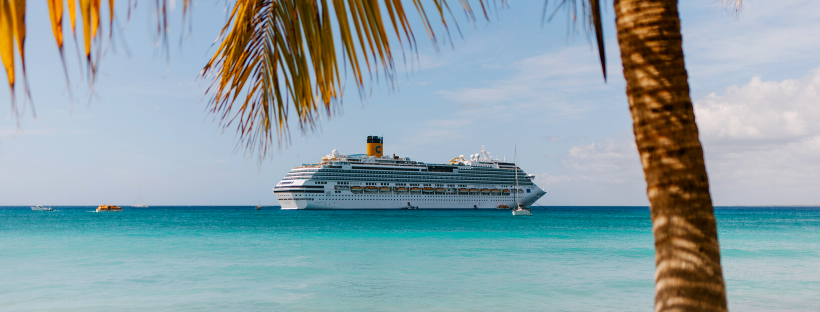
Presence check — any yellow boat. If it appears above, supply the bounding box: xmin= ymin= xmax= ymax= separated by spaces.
xmin=96 ymin=204 xmax=122 ymax=212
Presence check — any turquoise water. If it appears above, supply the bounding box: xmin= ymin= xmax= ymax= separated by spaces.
xmin=1 ymin=206 xmax=818 ymax=311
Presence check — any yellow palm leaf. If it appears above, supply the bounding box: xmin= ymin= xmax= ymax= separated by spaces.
xmin=90 ymin=0 xmax=99 ymax=38
xmin=0 ymin=0 xmax=15 ymax=89
xmin=47 ymin=0 xmax=64 ymax=48
xmin=79 ymin=0 xmax=91 ymax=60
xmin=203 ymin=0 xmax=493 ymax=158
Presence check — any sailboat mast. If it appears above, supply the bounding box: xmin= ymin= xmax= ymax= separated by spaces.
xmin=514 ymin=145 xmax=519 ymax=206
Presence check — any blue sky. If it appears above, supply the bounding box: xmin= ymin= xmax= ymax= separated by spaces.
xmin=2 ymin=1 xmax=819 ymax=206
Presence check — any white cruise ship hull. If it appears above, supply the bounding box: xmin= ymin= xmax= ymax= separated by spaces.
xmin=277 ymin=192 xmax=543 ymax=210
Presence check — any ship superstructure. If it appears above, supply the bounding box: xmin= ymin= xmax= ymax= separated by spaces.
xmin=274 ymin=136 xmax=545 ymax=209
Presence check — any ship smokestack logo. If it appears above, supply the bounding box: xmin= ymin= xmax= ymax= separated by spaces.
xmin=367 ymin=136 xmax=384 ymax=157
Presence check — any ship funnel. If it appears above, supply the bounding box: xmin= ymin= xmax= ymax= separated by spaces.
xmin=367 ymin=136 xmax=383 ymax=157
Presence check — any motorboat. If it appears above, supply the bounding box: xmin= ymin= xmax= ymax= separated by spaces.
xmin=97 ymin=205 xmax=122 ymax=212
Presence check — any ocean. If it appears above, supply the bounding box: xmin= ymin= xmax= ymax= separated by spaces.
xmin=1 ymin=206 xmax=818 ymax=311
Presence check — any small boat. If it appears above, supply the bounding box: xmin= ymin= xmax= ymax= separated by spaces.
xmin=256 ymin=200 xmax=262 ymax=210
xmin=512 ymin=203 xmax=532 ymax=216
xmin=410 ymin=187 xmax=422 ymax=193
xmin=97 ymin=205 xmax=122 ymax=212
xmin=379 ymin=186 xmax=391 ymax=192
xmin=497 ymin=205 xmax=510 ymax=209
xmin=422 ymin=187 xmax=434 ymax=193
xmin=365 ymin=186 xmax=378 ymax=192
xmin=395 ymin=187 xmax=408 ymax=192
xmin=469 ymin=188 xmax=479 ymax=194
xmin=435 ymin=188 xmax=446 ymax=193
xmin=458 ymin=188 xmax=469 ymax=194
xmin=131 ymin=188 xmax=148 ymax=208
xmin=31 ymin=205 xmax=54 ymax=211
xmin=402 ymin=202 xmax=419 ymax=209
xmin=480 ymin=188 xmax=491 ymax=194
xmin=502 ymin=189 xmax=511 ymax=195
xmin=491 ymin=189 xmax=501 ymax=195
xmin=351 ymin=186 xmax=363 ymax=193
xmin=511 ymin=146 xmax=532 ymax=216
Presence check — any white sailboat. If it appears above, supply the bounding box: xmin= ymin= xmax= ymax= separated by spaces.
xmin=31 ymin=205 xmax=54 ymax=211
xmin=132 ymin=189 xmax=148 ymax=208
xmin=512 ymin=146 xmax=532 ymax=216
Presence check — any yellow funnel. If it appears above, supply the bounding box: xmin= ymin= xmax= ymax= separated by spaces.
xmin=367 ymin=136 xmax=383 ymax=157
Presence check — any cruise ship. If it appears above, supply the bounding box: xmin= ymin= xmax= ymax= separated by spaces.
xmin=274 ymin=136 xmax=545 ymax=209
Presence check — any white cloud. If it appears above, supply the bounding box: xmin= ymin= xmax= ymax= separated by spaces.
xmin=692 ymin=66 xmax=820 ymax=204
xmin=695 ymin=67 xmax=820 ymax=143
xmin=535 ymin=137 xmax=648 ymax=206
xmin=543 ymin=66 xmax=820 ymax=205
xmin=562 ymin=138 xmax=642 ymax=184
xmin=682 ymin=1 xmax=820 ymax=80
xmin=436 ymin=46 xmax=610 ymax=119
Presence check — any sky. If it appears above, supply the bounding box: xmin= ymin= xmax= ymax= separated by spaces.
xmin=1 ymin=1 xmax=819 ymax=206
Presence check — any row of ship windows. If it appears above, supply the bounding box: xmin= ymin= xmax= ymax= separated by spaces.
xmin=299 ymin=179 xmax=533 ymax=186
xmin=289 ymin=171 xmax=526 ymax=176
xmin=327 ymin=193 xmax=526 ymax=196
xmin=339 ymin=182 xmax=469 ymax=187
xmin=297 ymin=176 xmax=531 ymax=183
xmin=289 ymin=170 xmax=525 ymax=174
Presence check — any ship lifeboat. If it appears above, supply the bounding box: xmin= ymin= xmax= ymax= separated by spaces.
xmin=395 ymin=187 xmax=408 ymax=192
xmin=469 ymin=188 xmax=479 ymax=194
xmin=334 ymin=185 xmax=350 ymax=190
xmin=351 ymin=186 xmax=363 ymax=193
xmin=435 ymin=188 xmax=446 ymax=194
xmin=502 ymin=189 xmax=511 ymax=195
xmin=410 ymin=187 xmax=422 ymax=193
xmin=497 ymin=205 xmax=510 ymax=209
xmin=491 ymin=189 xmax=501 ymax=195
xmin=96 ymin=204 xmax=122 ymax=212
xmin=422 ymin=187 xmax=434 ymax=193
xmin=379 ymin=186 xmax=391 ymax=192
xmin=480 ymin=188 xmax=491 ymax=194
xmin=365 ymin=186 xmax=378 ymax=192
xmin=458 ymin=188 xmax=469 ymax=194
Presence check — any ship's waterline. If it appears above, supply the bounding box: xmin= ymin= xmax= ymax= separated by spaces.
xmin=274 ymin=136 xmax=545 ymax=209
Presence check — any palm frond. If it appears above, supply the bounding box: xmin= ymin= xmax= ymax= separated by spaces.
xmin=203 ymin=0 xmax=496 ymax=159
xmin=0 ymin=0 xmax=17 ymax=118
xmin=542 ymin=0 xmax=606 ymax=81
xmin=3 ymin=0 xmax=192 ymax=120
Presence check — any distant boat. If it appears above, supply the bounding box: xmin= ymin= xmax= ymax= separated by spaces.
xmin=97 ymin=205 xmax=122 ymax=212
xmin=256 ymin=200 xmax=262 ymax=210
xmin=512 ymin=146 xmax=532 ymax=216
xmin=31 ymin=205 xmax=54 ymax=211
xmin=132 ymin=189 xmax=148 ymax=208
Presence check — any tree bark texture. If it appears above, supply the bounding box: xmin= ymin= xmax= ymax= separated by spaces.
xmin=613 ymin=1 xmax=728 ymax=311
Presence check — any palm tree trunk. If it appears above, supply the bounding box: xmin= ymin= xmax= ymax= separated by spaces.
xmin=613 ymin=1 xmax=728 ymax=311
